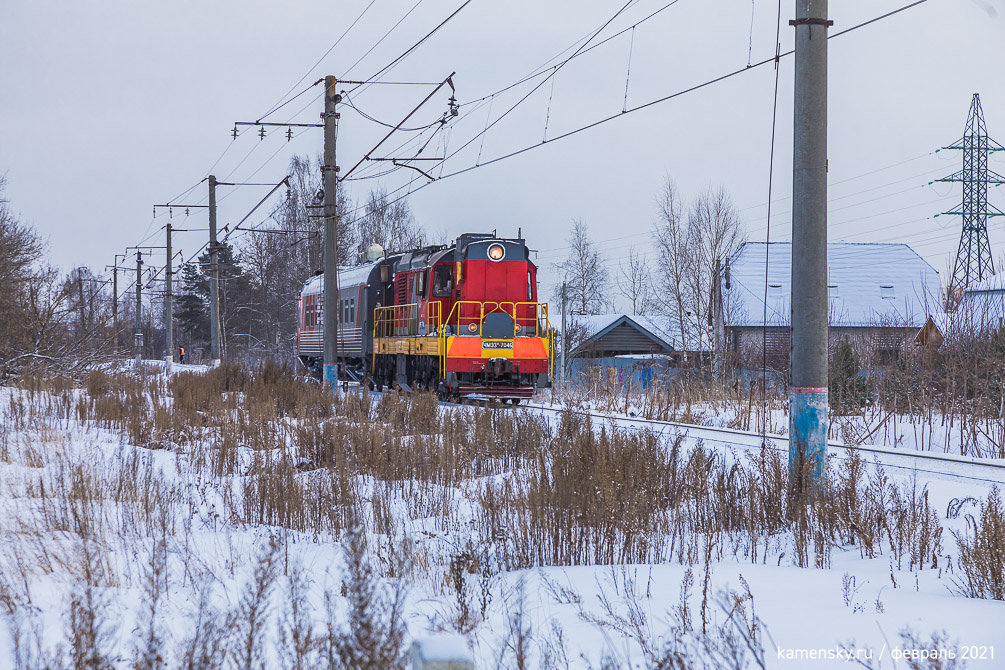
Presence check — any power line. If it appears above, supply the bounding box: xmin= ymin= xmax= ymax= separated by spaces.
xmin=337 ymin=0 xmax=936 ymax=243
xmin=257 ymin=0 xmax=380 ymax=121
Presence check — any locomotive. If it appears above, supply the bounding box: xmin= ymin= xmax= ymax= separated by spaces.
xmin=297 ymin=232 xmax=552 ymax=401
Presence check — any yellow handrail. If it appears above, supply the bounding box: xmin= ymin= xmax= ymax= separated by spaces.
xmin=372 ymin=301 xmax=550 ymax=379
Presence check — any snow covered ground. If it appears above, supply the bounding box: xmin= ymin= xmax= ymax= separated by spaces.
xmin=0 ymin=364 xmax=1003 ymax=669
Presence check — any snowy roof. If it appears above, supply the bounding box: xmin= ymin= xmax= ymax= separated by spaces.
xmin=573 ymin=314 xmax=682 ymax=351
xmin=962 ymin=271 xmax=1005 ymax=294
xmin=725 ymin=242 xmax=941 ymax=328
xmin=301 ymin=261 xmax=380 ymax=296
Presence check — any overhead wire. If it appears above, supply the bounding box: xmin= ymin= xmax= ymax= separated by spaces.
xmin=760 ymin=0 xmax=785 ymax=445
xmin=256 ymin=0 xmax=380 ymax=121
xmin=338 ymin=0 xmax=935 ymax=239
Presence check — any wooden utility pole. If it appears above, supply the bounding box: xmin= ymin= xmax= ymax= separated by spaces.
xmin=322 ymin=76 xmax=342 ymax=389
xmin=208 ymin=175 xmax=222 ymax=366
xmin=789 ymin=0 xmax=831 ymax=488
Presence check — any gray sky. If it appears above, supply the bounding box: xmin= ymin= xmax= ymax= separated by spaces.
xmin=2 ymin=0 xmax=1004 ymax=301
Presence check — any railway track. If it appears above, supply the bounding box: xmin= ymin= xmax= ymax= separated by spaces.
xmin=518 ymin=401 xmax=1005 ymax=487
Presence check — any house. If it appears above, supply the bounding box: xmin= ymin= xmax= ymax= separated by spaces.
xmin=721 ymin=242 xmax=942 ymax=366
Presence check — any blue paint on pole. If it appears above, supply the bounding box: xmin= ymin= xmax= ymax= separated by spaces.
xmin=324 ymin=363 xmax=338 ymax=391
xmin=789 ymin=387 xmax=828 ymax=482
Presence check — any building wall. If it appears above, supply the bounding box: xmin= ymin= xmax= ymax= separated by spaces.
xmin=729 ymin=326 xmax=915 ymax=369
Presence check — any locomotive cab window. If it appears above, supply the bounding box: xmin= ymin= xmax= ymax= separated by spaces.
xmin=416 ymin=270 xmax=427 ymax=298
xmin=432 ymin=266 xmax=453 ymax=297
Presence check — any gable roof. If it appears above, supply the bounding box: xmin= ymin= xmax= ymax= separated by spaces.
xmin=570 ymin=314 xmax=680 ymax=357
xmin=725 ymin=242 xmax=941 ymax=328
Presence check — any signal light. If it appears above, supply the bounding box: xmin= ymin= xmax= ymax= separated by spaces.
xmin=487 ymin=243 xmax=505 ymax=261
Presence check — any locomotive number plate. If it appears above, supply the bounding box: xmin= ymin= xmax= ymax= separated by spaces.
xmin=482 ymin=340 xmax=513 ymax=349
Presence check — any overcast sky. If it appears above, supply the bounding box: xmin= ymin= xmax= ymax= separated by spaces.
xmin=2 ymin=0 xmax=1004 ymax=301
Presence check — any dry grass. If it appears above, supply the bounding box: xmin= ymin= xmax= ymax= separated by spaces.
xmin=0 ymin=361 xmax=997 ymax=668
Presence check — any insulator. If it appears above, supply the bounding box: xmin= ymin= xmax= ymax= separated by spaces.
xmin=232 ymin=125 xmax=239 ymax=140
xmin=259 ymin=126 xmax=267 ymax=141
xmin=286 ymin=127 xmax=293 ymax=142
xmin=185 ymin=208 xmax=190 ymax=216
xmin=169 ymin=207 xmax=173 ymax=219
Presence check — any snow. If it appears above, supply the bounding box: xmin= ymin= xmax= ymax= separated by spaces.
xmin=411 ymin=634 xmax=474 ymax=662
xmin=1 ymin=374 xmax=1004 ymax=668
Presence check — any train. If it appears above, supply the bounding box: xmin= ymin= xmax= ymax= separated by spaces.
xmin=297 ymin=232 xmax=553 ymax=401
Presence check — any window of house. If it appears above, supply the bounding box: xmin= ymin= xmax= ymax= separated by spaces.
xmin=880 ymin=285 xmax=895 ymax=299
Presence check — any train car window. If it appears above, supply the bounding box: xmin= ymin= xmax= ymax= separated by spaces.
xmin=417 ymin=271 xmax=427 ymax=298
xmin=432 ymin=266 xmax=453 ymax=297
xmin=527 ymin=270 xmax=533 ymax=301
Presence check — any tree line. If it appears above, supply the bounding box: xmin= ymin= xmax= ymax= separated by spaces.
xmin=0 ymin=156 xmax=426 ymax=377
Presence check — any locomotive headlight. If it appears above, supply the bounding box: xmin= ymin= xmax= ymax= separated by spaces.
xmin=467 ymin=322 xmax=478 ymax=333
xmin=514 ymin=324 xmax=523 ymax=334
xmin=487 ymin=243 xmax=506 ymax=261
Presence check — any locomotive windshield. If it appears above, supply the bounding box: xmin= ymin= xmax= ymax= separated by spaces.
xmin=432 ymin=265 xmax=453 ymax=297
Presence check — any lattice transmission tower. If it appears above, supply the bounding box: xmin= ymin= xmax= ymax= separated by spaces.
xmin=937 ymin=93 xmax=1005 ymax=307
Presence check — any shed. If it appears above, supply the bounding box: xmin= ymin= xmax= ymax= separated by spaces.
xmin=569 ymin=314 xmax=678 ymax=359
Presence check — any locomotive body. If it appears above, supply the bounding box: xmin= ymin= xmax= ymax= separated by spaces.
xmin=297 ymin=232 xmax=552 ymax=400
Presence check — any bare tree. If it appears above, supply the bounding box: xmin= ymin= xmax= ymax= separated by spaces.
xmin=685 ymin=186 xmax=745 ymax=354
xmin=652 ymin=177 xmax=693 ymax=353
xmin=555 ymin=219 xmax=609 ymax=316
xmin=234 ymin=154 xmax=355 ymax=360
xmin=0 ymin=174 xmax=77 ymax=376
xmin=616 ymin=246 xmax=650 ymax=316
xmin=355 ymin=187 xmax=424 ymax=260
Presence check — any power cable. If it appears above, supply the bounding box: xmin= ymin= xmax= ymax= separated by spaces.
xmin=257 ymin=0 xmax=380 ymax=121
xmin=761 ymin=0 xmax=784 ymax=447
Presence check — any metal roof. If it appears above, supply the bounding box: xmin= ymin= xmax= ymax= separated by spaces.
xmin=962 ymin=270 xmax=1005 ymax=294
xmin=301 ymin=261 xmax=381 ymax=297
xmin=725 ymin=242 xmax=942 ymax=328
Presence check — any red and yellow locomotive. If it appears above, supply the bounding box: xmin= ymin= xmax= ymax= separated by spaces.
xmin=297 ymin=232 xmax=552 ymax=401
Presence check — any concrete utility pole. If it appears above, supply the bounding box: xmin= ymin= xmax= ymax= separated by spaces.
xmin=164 ymin=222 xmax=174 ymax=365
xmin=322 ymin=75 xmax=342 ymax=389
xmin=135 ymin=251 xmax=144 ymax=361
xmin=208 ymin=175 xmax=222 ymax=366
xmin=789 ymin=0 xmax=831 ymax=488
